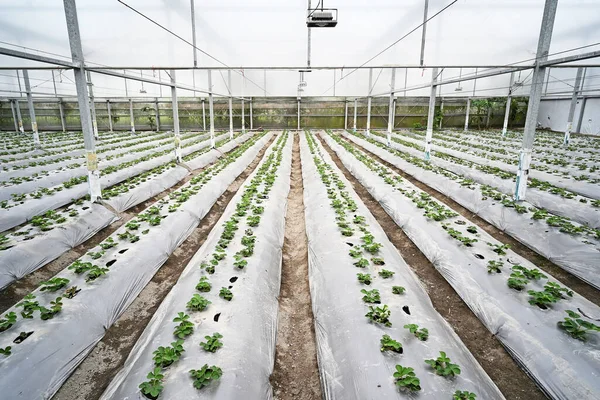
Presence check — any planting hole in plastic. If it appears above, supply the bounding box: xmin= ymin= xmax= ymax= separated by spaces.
xmin=214 ymin=313 xmax=221 ymax=322
xmin=118 ymin=248 xmax=129 ymax=254
xmin=82 ymin=206 xmax=89 ymax=210
xmin=13 ymin=331 xmax=34 ymax=344
xmin=228 ymin=285 xmax=233 ymax=289
xmin=106 ymin=259 xmax=117 ymax=267
xmin=229 ymin=277 xmax=238 ymax=283
xmin=346 ymin=242 xmax=354 ymax=247
xmin=402 ymin=305 xmax=411 ymax=315
xmin=474 ymin=254 xmax=485 ymax=260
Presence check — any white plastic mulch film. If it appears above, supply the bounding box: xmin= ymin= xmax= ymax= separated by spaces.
xmin=299 ymin=132 xmax=503 ymax=399
xmin=0 ymin=132 xmax=273 ymax=400
xmin=0 ymin=134 xmax=251 ymax=290
xmin=102 ymin=132 xmax=291 ymax=399
xmin=322 ymin=131 xmax=600 ymax=399
xmin=345 ymin=131 xmax=600 ymax=291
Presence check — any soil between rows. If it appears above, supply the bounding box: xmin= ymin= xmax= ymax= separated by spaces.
xmin=53 ymin=135 xmax=276 ymax=400
xmin=317 ymin=132 xmax=547 ymax=400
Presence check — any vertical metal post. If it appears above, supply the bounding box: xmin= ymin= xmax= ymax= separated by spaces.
xmin=472 ymin=68 xmax=478 ymax=96
xmin=263 ymin=69 xmax=267 ymax=97
xmin=344 ymin=100 xmax=348 ymax=130
xmin=64 ymin=0 xmax=100 ymax=201
xmin=307 ymin=0 xmax=312 ymax=68
xmin=10 ymin=100 xmax=18 ymax=132
xmin=576 ymin=97 xmax=587 ymax=134
xmin=107 ymin=100 xmax=113 ymax=132
xmin=249 ymin=98 xmax=253 ymax=130
xmin=563 ymin=67 xmax=583 ymax=145
xmin=366 ymin=68 xmax=373 ymax=136
xmin=190 ymin=0 xmax=197 ymax=67
xmin=424 ymin=67 xmax=438 ymax=161
xmin=228 ymin=70 xmax=233 ymax=138
xmin=158 ymin=70 xmax=163 ymax=98
xmin=170 ymin=69 xmax=182 ymax=162
xmin=333 ymin=69 xmax=336 ymax=96
xmin=124 ymin=70 xmax=128 ymax=97
xmin=515 ymin=0 xmax=557 ymax=201
xmin=404 ymin=68 xmax=408 ymax=96
xmin=439 ymin=98 xmax=444 ymax=130
xmin=297 ymin=98 xmax=301 ymax=130
xmin=129 ymin=98 xmax=135 ymax=133
xmin=154 ymin=98 xmax=160 ymax=131
xmin=22 ymin=70 xmax=40 ymax=146
xmin=387 ymin=68 xmax=396 ymax=146
xmin=502 ymin=72 xmax=515 ymax=137
xmin=419 ymin=0 xmax=429 ymax=66
xmin=353 ymin=98 xmax=357 ymax=132
xmin=464 ymin=98 xmax=470 ymax=131
xmin=208 ymin=70 xmax=215 ymax=148
xmin=16 ymin=70 xmax=23 ymax=97
xmin=242 ymin=70 xmax=246 ymax=133
xmin=202 ymin=99 xmax=206 ymax=131
xmin=544 ymin=68 xmax=550 ymax=95
xmin=86 ymin=70 xmax=98 ymax=139
xmin=14 ymin=99 xmax=24 ymax=133
xmin=58 ymin=99 xmax=66 ymax=132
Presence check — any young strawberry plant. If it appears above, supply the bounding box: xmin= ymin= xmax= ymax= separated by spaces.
xmin=425 ymin=351 xmax=461 ymax=377
xmin=361 ymin=289 xmax=381 ymax=304
xmin=199 ymin=332 xmax=223 ymax=353
xmin=39 ymin=277 xmax=69 ymax=292
xmin=354 ymin=258 xmax=369 ymax=268
xmin=380 ymin=334 xmax=402 ymax=353
xmin=0 ymin=312 xmax=17 ymax=332
xmin=454 ymin=390 xmax=477 ymax=400
xmin=371 ymin=257 xmax=385 ymax=265
xmin=86 ymin=265 xmax=109 ymax=282
xmin=16 ymin=294 xmax=39 ymax=319
xmin=365 ymin=305 xmax=392 ymax=327
xmin=357 ymin=273 xmax=372 ymax=285
xmin=139 ymin=367 xmax=164 ymax=399
xmin=404 ymin=324 xmax=429 ymax=341
xmin=558 ymin=310 xmax=600 ymax=341
xmin=392 ymin=286 xmax=406 ymax=295
xmin=173 ymin=312 xmax=194 ymax=339
xmin=393 ymin=365 xmax=421 ymax=391
xmin=379 ymin=269 xmax=395 ymax=279
xmin=152 ymin=339 xmax=185 ymax=368
xmin=219 ymin=287 xmax=233 ymax=301
xmin=39 ymin=297 xmax=63 ymax=320
xmin=487 ymin=242 xmax=510 ymax=255
xmin=68 ymin=260 xmax=94 ymax=274
xmin=0 ymin=346 xmax=11 ymax=357
xmin=487 ymin=260 xmax=503 ymax=274
xmin=187 ymin=294 xmax=211 ymax=311
xmin=189 ymin=364 xmax=223 ymax=390
xmin=543 ymin=282 xmax=573 ymax=299
xmin=512 ymin=265 xmax=547 ymax=280
xmin=507 ymin=271 xmax=529 ymax=291
xmin=195 ymin=277 xmax=211 ymax=292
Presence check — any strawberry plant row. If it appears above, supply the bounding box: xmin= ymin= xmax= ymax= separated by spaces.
xmin=300 ymin=131 xmax=503 ymax=399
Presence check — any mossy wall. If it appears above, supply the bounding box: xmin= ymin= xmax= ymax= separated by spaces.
xmin=0 ymin=96 xmax=528 ymax=132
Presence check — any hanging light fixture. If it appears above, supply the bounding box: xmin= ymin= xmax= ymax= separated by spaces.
xmin=455 ymin=68 xmax=463 ymax=91
xmin=139 ymin=71 xmax=147 ymax=93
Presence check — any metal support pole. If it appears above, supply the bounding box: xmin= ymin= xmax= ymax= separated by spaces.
xmin=250 ymin=98 xmax=253 ymax=130
xmin=472 ymin=68 xmax=478 ymax=96
xmin=515 ymin=0 xmax=557 ymax=201
xmin=366 ymin=68 xmax=373 ymax=136
xmin=424 ymin=67 xmax=438 ymax=161
xmin=190 ymin=0 xmax=198 ymax=68
xmin=263 ymin=69 xmax=267 ymax=97
xmin=154 ymin=98 xmax=160 ymax=131
xmin=242 ymin=71 xmax=246 ymax=133
xmin=124 ymin=70 xmax=128 ymax=97
xmin=158 ymin=70 xmax=163 ymax=98
xmin=344 ymin=100 xmax=348 ymax=130
xmin=107 ymin=100 xmax=113 ymax=132
xmin=10 ymin=100 xmax=18 ymax=132
xmin=14 ymin=99 xmax=24 ymax=133
xmin=502 ymin=72 xmax=515 ymax=137
xmin=420 ymin=0 xmax=429 ymax=66
xmin=202 ymin=99 xmax=206 ymax=131
xmin=404 ymin=68 xmax=408 ymax=96
xmin=307 ymin=0 xmax=312 ymax=68
xmin=208 ymin=70 xmax=215 ymax=148
xmin=86 ymin=70 xmax=98 ymax=139
xmin=129 ymin=98 xmax=135 ymax=133
xmin=563 ymin=67 xmax=584 ymax=145
xmin=64 ymin=0 xmax=100 ymax=201
xmin=22 ymin=70 xmax=40 ymax=146
xmin=16 ymin=70 xmax=22 ymax=97
xmin=353 ymin=98 xmax=357 ymax=132
xmin=576 ymin=97 xmax=587 ymax=134
xmin=387 ymin=68 xmax=396 ymax=146
xmin=333 ymin=69 xmax=336 ymax=96
xmin=170 ymin=69 xmax=182 ymax=162
xmin=439 ymin=98 xmax=444 ymax=130
xmin=297 ymin=98 xmax=301 ymax=130
xmin=464 ymin=98 xmax=470 ymax=131
xmin=392 ymin=98 xmax=396 ymax=126
xmin=544 ymin=68 xmax=550 ymax=95
xmin=228 ymin=70 xmax=233 ymax=138
xmin=58 ymin=98 xmax=66 ymax=132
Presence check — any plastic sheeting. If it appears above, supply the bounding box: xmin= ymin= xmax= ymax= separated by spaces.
xmin=0 ymin=203 xmax=119 ymax=290
xmin=300 ymin=132 xmax=504 ymax=400
xmin=393 ymin=133 xmax=600 ymax=199
xmin=323 ymin=132 xmax=600 ymax=400
xmin=370 ymin=133 xmax=600 ymax=230
xmin=344 ymin=132 xmax=600 ymax=290
xmin=0 ymin=132 xmax=273 ymax=400
xmin=102 ymin=132 xmax=292 ymax=400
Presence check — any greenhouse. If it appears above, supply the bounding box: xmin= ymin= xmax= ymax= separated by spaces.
xmin=0 ymin=1 xmax=599 ymax=399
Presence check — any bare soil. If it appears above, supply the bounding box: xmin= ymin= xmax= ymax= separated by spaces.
xmin=317 ymin=134 xmax=548 ymax=400
xmin=269 ymin=133 xmax=322 ymax=400
xmin=53 ymin=136 xmax=275 ymax=400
